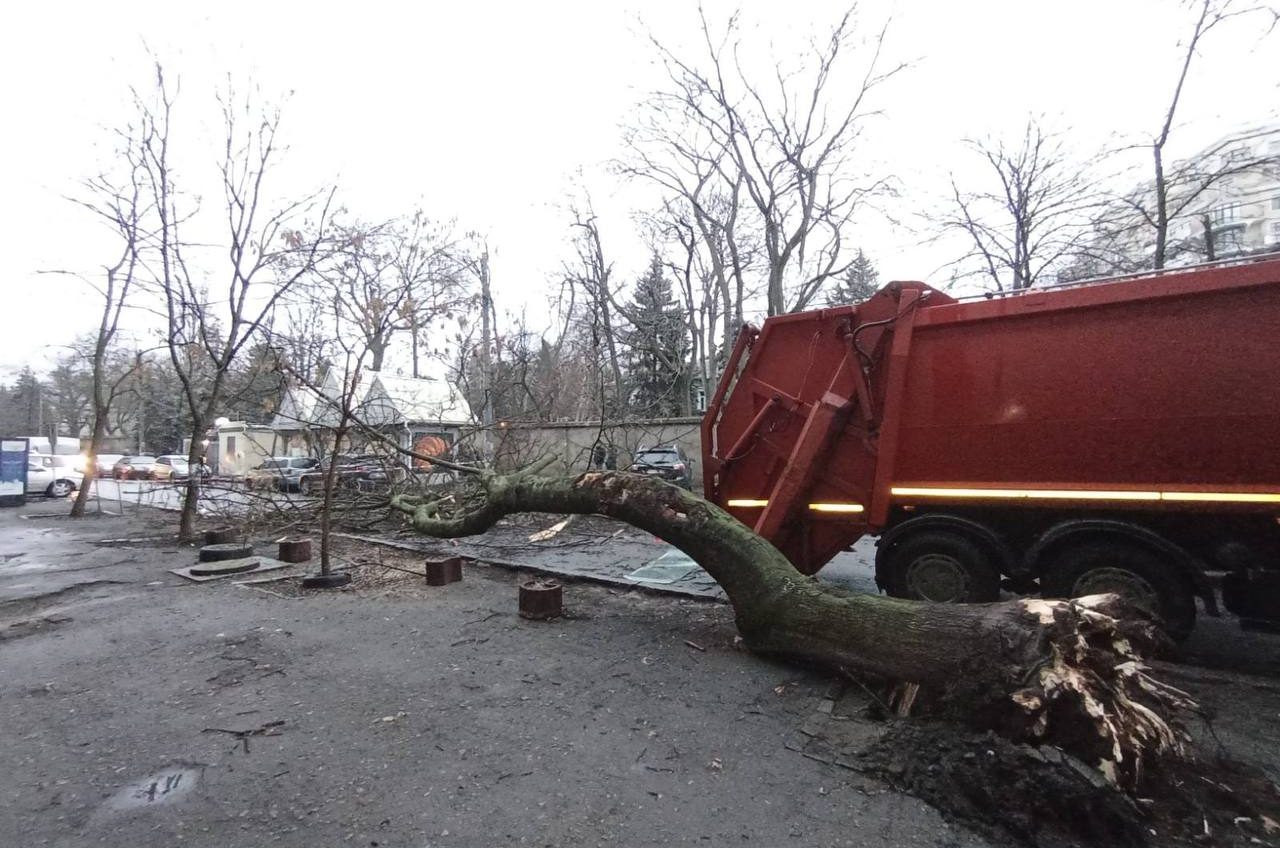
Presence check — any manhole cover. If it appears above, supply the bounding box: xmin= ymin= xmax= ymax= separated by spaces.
xmin=190 ymin=557 xmax=259 ymax=577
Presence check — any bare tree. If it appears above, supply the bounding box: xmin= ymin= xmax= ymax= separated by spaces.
xmin=55 ymin=118 xmax=152 ymax=516
xmin=450 ymin=234 xmax=499 ymax=459
xmin=312 ymin=213 xmax=462 ymax=373
xmin=633 ymin=6 xmax=902 ymax=316
xmin=940 ymin=118 xmax=1098 ymax=291
xmin=137 ymin=65 xmax=334 ymax=540
xmin=1101 ymin=0 xmax=1280 ymax=270
xmin=562 ymin=200 xmax=626 ymax=416
xmin=622 ymin=124 xmax=752 ymax=387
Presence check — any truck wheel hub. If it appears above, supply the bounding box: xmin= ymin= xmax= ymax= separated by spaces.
xmin=906 ymin=554 xmax=969 ymax=602
xmin=1072 ymin=568 xmax=1159 ymax=613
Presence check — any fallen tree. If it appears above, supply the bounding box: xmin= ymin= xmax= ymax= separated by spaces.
xmin=391 ymin=466 xmax=1195 ymax=789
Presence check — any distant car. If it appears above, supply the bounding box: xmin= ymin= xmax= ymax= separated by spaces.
xmin=50 ymin=454 xmax=87 ymax=474
xmin=26 ymin=454 xmax=83 ymax=498
xmin=152 ymin=454 xmax=212 ymax=482
xmin=95 ymin=454 xmax=124 ymax=476
xmin=112 ymin=455 xmax=158 ymax=480
xmin=245 ymin=456 xmax=320 ymax=492
xmin=627 ymin=445 xmax=694 ymax=488
xmin=297 ymin=455 xmax=394 ymax=496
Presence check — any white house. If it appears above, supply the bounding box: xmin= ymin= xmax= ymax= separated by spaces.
xmin=270 ymin=366 xmax=473 ymax=465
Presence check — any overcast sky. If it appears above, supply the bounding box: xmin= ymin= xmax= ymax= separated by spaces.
xmin=2 ymin=0 xmax=1276 ymax=379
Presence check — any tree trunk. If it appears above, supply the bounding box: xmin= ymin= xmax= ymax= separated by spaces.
xmin=318 ymin=415 xmax=351 ymax=575
xmin=369 ymin=338 xmax=387 ymax=372
xmin=178 ymin=425 xmax=205 ymax=542
xmin=1153 ymin=145 xmax=1168 ymax=271
xmin=70 ymin=410 xmax=108 ymax=517
xmin=478 ymin=250 xmax=495 ymax=461
xmin=410 ymin=316 xmax=420 ymax=379
xmin=392 ymin=470 xmax=1191 ymax=788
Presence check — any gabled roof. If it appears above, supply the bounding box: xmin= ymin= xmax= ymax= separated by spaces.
xmin=361 ymin=372 xmax=472 ymax=426
xmin=270 ymin=368 xmax=472 ymax=430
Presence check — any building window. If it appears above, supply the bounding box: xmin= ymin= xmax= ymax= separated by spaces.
xmin=1214 ymin=228 xmax=1243 ymax=253
xmin=1223 ymin=146 xmax=1249 ymax=165
xmin=1271 ymin=196 xmax=1280 ymax=211
xmin=1272 ymin=220 xmax=1280 ymax=243
xmin=1209 ymin=205 xmax=1239 ymax=225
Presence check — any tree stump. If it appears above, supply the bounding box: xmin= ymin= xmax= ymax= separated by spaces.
xmin=204 ymin=527 xmax=240 ymax=545
xmin=198 ymin=542 xmax=254 ymax=562
xmin=519 ymin=579 xmax=563 ymax=620
xmin=277 ymin=538 xmax=312 ymax=563
xmin=425 ymin=557 xmax=464 ymax=586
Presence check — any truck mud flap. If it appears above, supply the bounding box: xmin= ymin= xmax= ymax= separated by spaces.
xmin=1222 ymin=571 xmax=1280 ymax=632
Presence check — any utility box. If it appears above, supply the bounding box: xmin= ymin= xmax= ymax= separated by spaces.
xmin=0 ymin=438 xmax=30 ymax=507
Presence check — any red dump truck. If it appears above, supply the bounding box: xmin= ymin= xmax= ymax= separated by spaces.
xmin=701 ymin=257 xmax=1280 ymax=636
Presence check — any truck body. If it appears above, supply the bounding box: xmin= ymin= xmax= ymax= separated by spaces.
xmin=701 ymin=257 xmax=1280 ymax=635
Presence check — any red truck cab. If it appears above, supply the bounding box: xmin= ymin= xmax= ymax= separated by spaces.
xmin=701 ymin=257 xmax=1280 ymax=637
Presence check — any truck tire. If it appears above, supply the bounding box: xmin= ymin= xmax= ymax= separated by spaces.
xmin=1040 ymin=541 xmax=1195 ymax=640
xmin=882 ymin=531 xmax=1001 ymax=603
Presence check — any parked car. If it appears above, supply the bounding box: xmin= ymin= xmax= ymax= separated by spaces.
xmin=95 ymin=454 xmax=124 ymax=476
xmin=26 ymin=454 xmax=83 ymax=498
xmin=627 ymin=445 xmax=694 ymax=488
xmin=245 ymin=456 xmax=320 ymax=492
xmin=152 ymin=454 xmax=212 ymax=482
xmin=112 ymin=455 xmax=158 ymax=480
xmin=297 ymin=455 xmax=394 ymax=496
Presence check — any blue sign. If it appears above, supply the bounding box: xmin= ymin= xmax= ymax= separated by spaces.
xmin=0 ymin=438 xmax=29 ymax=505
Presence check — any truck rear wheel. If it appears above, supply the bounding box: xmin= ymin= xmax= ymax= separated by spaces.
xmin=1040 ymin=541 xmax=1195 ymax=640
xmin=882 ymin=531 xmax=1001 ymax=603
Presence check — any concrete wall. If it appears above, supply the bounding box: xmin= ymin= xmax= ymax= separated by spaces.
xmin=492 ymin=417 xmax=704 ymax=488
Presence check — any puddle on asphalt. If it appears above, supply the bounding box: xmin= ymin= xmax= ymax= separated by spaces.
xmin=106 ymin=764 xmax=203 ymax=811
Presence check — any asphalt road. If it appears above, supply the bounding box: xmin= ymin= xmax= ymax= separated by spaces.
xmin=0 ymin=501 xmax=992 ymax=848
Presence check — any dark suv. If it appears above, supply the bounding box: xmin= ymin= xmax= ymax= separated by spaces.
xmin=297 ymin=455 xmax=396 ymax=495
xmin=627 ymin=445 xmax=693 ymax=488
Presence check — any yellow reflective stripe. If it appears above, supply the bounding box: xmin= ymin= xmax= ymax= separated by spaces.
xmin=808 ymin=502 xmax=865 ymax=513
xmin=890 ymin=487 xmax=1280 ymax=504
xmin=726 ymin=499 xmax=867 ymax=513
xmin=891 ymin=487 xmax=1158 ymax=501
xmin=1159 ymin=491 xmax=1280 ymax=504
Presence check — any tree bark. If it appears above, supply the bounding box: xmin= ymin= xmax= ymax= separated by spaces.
xmin=368 ymin=338 xmax=387 ymax=372
xmin=70 ymin=411 xmax=107 ymax=517
xmin=392 ymin=470 xmax=1191 ymax=788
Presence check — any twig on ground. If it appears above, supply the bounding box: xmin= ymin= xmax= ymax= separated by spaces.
xmin=201 ymin=719 xmax=285 ymax=754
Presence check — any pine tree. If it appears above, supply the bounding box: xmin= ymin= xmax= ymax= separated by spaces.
xmin=828 ymin=248 xmax=880 ymax=305
xmin=623 ymin=254 xmax=689 ymax=417
xmin=2 ymin=369 xmax=47 ymax=434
